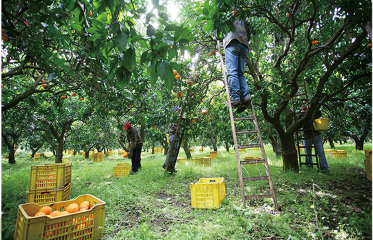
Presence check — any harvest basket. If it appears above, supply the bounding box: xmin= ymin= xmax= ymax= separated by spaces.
xmin=29 ymin=163 xmax=72 ymax=191
xmin=14 ymin=194 xmax=105 ymax=240
xmin=313 ymin=118 xmax=330 ymax=131
xmin=113 ymin=163 xmax=131 ymax=178
xmin=28 ymin=183 xmax=71 ymax=204
xmin=190 ymin=178 xmax=226 ymax=209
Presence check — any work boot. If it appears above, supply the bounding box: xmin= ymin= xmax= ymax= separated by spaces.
xmin=231 ymin=99 xmax=241 ymax=107
xmin=242 ymin=95 xmax=251 ymax=105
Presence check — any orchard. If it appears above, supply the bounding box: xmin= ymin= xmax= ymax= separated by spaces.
xmin=1 ymin=0 xmax=372 ymax=239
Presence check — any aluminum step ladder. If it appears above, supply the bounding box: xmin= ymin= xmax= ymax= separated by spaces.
xmin=293 ymin=82 xmax=319 ymax=169
xmin=217 ymin=41 xmax=278 ymax=210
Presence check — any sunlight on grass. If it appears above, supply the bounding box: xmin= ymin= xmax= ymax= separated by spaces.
xmin=2 ymin=141 xmax=371 ymax=239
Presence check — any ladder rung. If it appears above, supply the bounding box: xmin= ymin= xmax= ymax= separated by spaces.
xmin=245 ymin=194 xmax=274 ymax=200
xmin=241 ymin=160 xmax=266 ymax=165
xmin=243 ymin=176 xmax=269 ymax=181
xmin=236 ymin=130 xmax=257 ymax=134
xmin=238 ymin=144 xmax=261 ymax=149
xmin=234 ymin=116 xmax=254 ymax=121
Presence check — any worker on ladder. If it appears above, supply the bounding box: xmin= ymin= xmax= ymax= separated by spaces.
xmin=223 ymin=13 xmax=252 ymax=113
xmin=300 ymin=104 xmax=329 ymax=173
xmin=163 ymin=106 xmax=183 ymax=173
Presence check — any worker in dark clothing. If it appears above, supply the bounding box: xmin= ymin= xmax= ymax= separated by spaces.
xmin=123 ymin=122 xmax=143 ymax=175
xmin=223 ymin=17 xmax=251 ymax=113
xmin=300 ymin=105 xmax=329 ymax=173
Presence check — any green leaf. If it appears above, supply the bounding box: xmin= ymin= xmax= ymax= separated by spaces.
xmin=150 ymin=72 xmax=158 ymax=85
xmin=117 ymin=66 xmax=131 ymax=88
xmin=147 ymin=62 xmax=155 ymax=76
xmin=97 ymin=13 xmax=108 ymax=23
xmin=164 ymin=65 xmax=174 ymax=91
xmin=147 ymin=25 xmax=156 ymax=37
xmin=168 ymin=48 xmax=175 ymax=61
xmin=131 ymin=35 xmax=143 ymax=42
xmin=203 ymin=20 xmax=214 ymax=32
xmin=170 ymin=62 xmax=181 ymax=73
xmin=159 ymin=12 xmax=168 ymax=21
xmin=141 ymin=50 xmax=149 ymax=64
xmin=164 ymin=24 xmax=181 ymax=31
xmin=155 ymin=42 xmax=168 ymax=55
xmin=151 ymin=0 xmax=159 ymax=8
xmin=30 ymin=2 xmax=41 ymax=13
xmin=86 ymin=26 xmax=99 ymax=34
xmin=115 ymin=33 xmax=128 ymax=52
xmin=87 ymin=33 xmax=102 ymax=41
xmin=71 ymin=23 xmax=83 ymax=31
xmin=111 ymin=22 xmax=120 ymax=33
xmin=178 ymin=39 xmax=190 ymax=44
xmin=105 ymin=0 xmax=115 ymax=14
xmin=124 ymin=48 xmax=136 ymax=72
xmin=158 ymin=60 xmax=169 ymax=80
xmin=203 ymin=8 xmax=209 ymax=16
xmin=146 ymin=12 xmax=156 ymax=24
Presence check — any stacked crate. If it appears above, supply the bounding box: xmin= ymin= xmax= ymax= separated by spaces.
xmin=14 ymin=194 xmax=105 ymax=240
xmin=33 ymin=153 xmax=41 ymax=162
xmin=113 ymin=163 xmax=131 ymax=178
xmin=92 ymin=152 xmax=103 ymax=162
xmin=210 ymin=151 xmax=217 ymax=159
xmin=190 ymin=178 xmax=226 ymax=209
xmin=28 ymin=163 xmax=72 ymax=204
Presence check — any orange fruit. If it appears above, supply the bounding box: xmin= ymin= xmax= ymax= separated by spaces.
xmin=2 ymin=34 xmax=10 ymax=42
xmin=177 ymin=91 xmax=182 ymax=96
xmin=118 ymin=139 xmax=121 ymax=141
xmin=367 ymin=43 xmax=372 ymax=49
xmin=192 ymin=119 xmax=195 ymax=123
xmin=42 ymin=84 xmax=47 ymax=89
xmin=208 ymin=52 xmax=213 ymax=56
xmin=24 ymin=21 xmax=29 ymax=25
xmin=312 ymin=40 xmax=318 ymax=45
xmin=49 ymin=211 xmax=60 ymax=217
xmin=195 ymin=74 xmax=198 ymax=78
xmin=210 ymin=115 xmax=213 ymax=118
xmin=233 ymin=10 xmax=238 ymax=17
xmin=175 ymin=74 xmax=180 ymax=80
xmin=209 ymin=118 xmax=212 ymax=122
xmin=79 ymin=207 xmax=88 ymax=212
xmin=129 ymin=104 xmax=132 ymax=108
xmin=212 ymin=50 xmax=215 ymax=54
xmin=286 ymin=13 xmax=290 ymax=18
xmin=41 ymin=79 xmax=45 ymax=83
xmin=200 ymin=99 xmax=203 ymax=102
xmin=80 ymin=201 xmax=90 ymax=208
xmin=35 ymin=212 xmax=46 ymax=217
xmin=173 ymin=70 xmax=177 ymax=76
xmin=58 ymin=211 xmax=69 ymax=216
xmin=87 ymin=10 xmax=92 ymax=17
xmin=39 ymin=206 xmax=53 ymax=215
xmin=79 ymin=98 xmax=83 ymax=101
xmin=180 ymin=94 xmax=183 ymax=97
xmin=188 ymin=81 xmax=193 ymax=85
xmin=66 ymin=203 xmax=79 ymax=213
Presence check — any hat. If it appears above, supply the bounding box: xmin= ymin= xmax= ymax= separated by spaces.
xmin=172 ymin=106 xmax=180 ymax=111
xmin=123 ymin=123 xmax=131 ymax=130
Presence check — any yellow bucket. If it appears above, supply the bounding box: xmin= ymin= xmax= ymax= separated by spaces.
xmin=313 ymin=118 xmax=330 ymax=131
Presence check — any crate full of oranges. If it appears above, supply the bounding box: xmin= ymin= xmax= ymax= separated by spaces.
xmin=14 ymin=194 xmax=105 ymax=240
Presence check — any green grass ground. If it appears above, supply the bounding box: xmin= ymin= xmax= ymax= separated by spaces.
xmin=2 ymin=142 xmax=372 ymax=240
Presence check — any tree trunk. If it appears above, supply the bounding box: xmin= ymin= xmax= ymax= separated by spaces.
xmin=182 ymin=140 xmax=192 ymax=159
xmin=225 ymin=142 xmax=229 ymax=152
xmin=9 ymin=146 xmax=16 ymax=164
xmin=328 ymin=135 xmax=335 ymax=148
xmin=55 ymin=141 xmax=64 ymax=163
xmin=281 ymin=134 xmax=299 ymax=172
xmin=208 ymin=136 xmax=218 ymax=152
xmin=163 ymin=138 xmax=169 ymax=155
xmin=352 ymin=130 xmax=369 ymax=150
xmin=268 ymin=128 xmax=282 ymax=158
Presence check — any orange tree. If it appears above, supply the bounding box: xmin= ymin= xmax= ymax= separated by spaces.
xmin=195 ymin=0 xmax=372 ymax=171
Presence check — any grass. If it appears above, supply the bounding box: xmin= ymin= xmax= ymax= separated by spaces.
xmin=2 ymin=142 xmax=372 ymax=240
